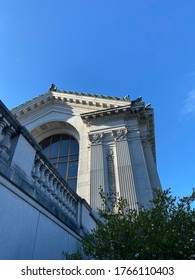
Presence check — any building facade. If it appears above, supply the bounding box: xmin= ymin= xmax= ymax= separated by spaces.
xmin=0 ymin=85 xmax=161 ymax=259
xmin=12 ymin=85 xmax=161 ymax=210
xmin=0 ymin=99 xmax=96 ymax=259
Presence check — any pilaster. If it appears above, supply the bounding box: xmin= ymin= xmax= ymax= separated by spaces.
xmin=142 ymin=136 xmax=161 ymax=190
xmin=128 ymin=128 xmax=154 ymax=207
xmin=112 ymin=128 xmax=138 ymax=210
xmin=89 ymin=133 xmax=105 ymax=209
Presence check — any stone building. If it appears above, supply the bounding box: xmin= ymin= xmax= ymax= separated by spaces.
xmin=0 ymin=85 xmax=161 ymax=259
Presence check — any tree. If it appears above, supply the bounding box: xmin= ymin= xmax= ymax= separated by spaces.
xmin=82 ymin=188 xmax=195 ymax=260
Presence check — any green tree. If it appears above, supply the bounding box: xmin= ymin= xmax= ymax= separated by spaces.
xmin=82 ymin=188 xmax=195 ymax=260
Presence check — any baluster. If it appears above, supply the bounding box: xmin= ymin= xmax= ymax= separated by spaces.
xmin=59 ymin=185 xmax=68 ymax=212
xmin=0 ymin=126 xmax=14 ymax=160
xmin=38 ymin=164 xmax=46 ymax=186
xmin=48 ymin=173 xmax=55 ymax=195
xmin=61 ymin=188 xmax=71 ymax=215
xmin=71 ymin=197 xmax=77 ymax=220
xmin=32 ymin=157 xmax=41 ymax=180
xmin=68 ymin=196 xmax=75 ymax=219
xmin=51 ymin=177 xmax=58 ymax=202
xmin=44 ymin=169 xmax=50 ymax=191
xmin=65 ymin=193 xmax=71 ymax=216
xmin=56 ymin=182 xmax=63 ymax=207
xmin=72 ymin=199 xmax=77 ymax=219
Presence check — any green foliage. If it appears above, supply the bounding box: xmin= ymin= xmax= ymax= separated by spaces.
xmin=82 ymin=187 xmax=195 ymax=260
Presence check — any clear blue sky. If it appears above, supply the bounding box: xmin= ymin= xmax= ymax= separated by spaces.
xmin=1 ymin=0 xmax=195 ymax=199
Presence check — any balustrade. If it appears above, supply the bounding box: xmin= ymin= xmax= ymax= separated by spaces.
xmin=0 ymin=101 xmax=84 ymax=228
xmin=32 ymin=155 xmax=78 ymax=222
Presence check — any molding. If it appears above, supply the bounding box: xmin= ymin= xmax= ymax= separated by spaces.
xmin=81 ymin=104 xmax=143 ymax=122
xmin=11 ymin=90 xmax=130 ymax=118
xmin=31 ymin=121 xmax=80 ymax=143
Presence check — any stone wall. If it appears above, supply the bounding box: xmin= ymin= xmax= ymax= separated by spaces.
xmin=0 ymin=100 xmax=96 ymax=260
xmin=0 ymin=177 xmax=81 ymax=259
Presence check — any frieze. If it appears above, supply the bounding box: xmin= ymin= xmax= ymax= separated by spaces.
xmin=83 ymin=111 xmax=129 ymax=125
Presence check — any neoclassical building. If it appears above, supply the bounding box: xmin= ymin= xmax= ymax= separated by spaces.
xmin=12 ymin=85 xmax=161 ymax=210
xmin=0 ymin=85 xmax=161 ymax=259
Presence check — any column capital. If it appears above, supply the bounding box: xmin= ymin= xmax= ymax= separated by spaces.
xmin=88 ymin=132 xmax=103 ymax=145
xmin=112 ymin=128 xmax=128 ymax=141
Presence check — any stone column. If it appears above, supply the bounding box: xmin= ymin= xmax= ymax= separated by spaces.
xmin=89 ymin=133 xmax=105 ymax=210
xmin=112 ymin=128 xmax=138 ymax=210
xmin=142 ymin=136 xmax=161 ymax=190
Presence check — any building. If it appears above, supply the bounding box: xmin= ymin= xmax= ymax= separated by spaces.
xmin=0 ymin=85 xmax=161 ymax=259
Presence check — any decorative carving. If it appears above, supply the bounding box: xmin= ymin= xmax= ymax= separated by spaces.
xmin=112 ymin=128 xmax=128 ymax=141
xmin=106 ymin=148 xmax=116 ymax=195
xmin=89 ymin=133 xmax=103 ymax=145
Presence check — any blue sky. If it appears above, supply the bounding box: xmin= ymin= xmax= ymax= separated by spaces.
xmin=1 ymin=0 xmax=195 ymax=199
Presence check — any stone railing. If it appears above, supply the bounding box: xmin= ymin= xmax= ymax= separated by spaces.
xmin=32 ymin=153 xmax=78 ymax=222
xmin=0 ymin=100 xmax=38 ymax=162
xmin=0 ymin=100 xmax=96 ymax=233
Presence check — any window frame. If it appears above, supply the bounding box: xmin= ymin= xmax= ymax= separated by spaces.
xmin=39 ymin=134 xmax=79 ymax=192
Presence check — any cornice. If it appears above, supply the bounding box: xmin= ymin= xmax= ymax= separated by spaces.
xmin=80 ymin=103 xmax=148 ymax=123
xmin=9 ymin=86 xmax=156 ymax=160
xmin=11 ymin=88 xmax=130 ymax=119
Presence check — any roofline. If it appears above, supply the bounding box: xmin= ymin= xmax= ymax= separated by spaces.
xmin=11 ymin=87 xmax=130 ymax=113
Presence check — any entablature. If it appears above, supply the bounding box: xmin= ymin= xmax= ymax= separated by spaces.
xmin=11 ymin=87 xmax=130 ymax=119
xmin=82 ymin=103 xmax=156 ymax=161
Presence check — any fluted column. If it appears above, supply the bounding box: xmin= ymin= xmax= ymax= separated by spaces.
xmin=112 ymin=128 xmax=138 ymax=210
xmin=89 ymin=132 xmax=105 ymax=209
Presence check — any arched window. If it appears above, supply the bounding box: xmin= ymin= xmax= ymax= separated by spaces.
xmin=39 ymin=134 xmax=79 ymax=192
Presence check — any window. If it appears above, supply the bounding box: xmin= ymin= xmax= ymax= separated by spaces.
xmin=40 ymin=134 xmax=79 ymax=192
